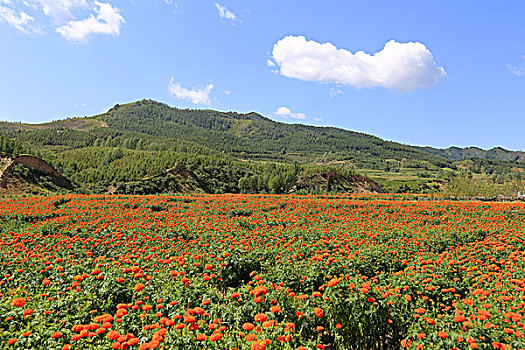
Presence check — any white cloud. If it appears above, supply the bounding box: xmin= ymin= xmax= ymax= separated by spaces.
xmin=0 ymin=5 xmax=38 ymax=33
xmin=0 ymin=0 xmax=124 ymax=40
xmin=224 ymin=90 xmax=231 ymax=95
xmin=266 ymin=59 xmax=275 ymax=67
xmin=33 ymin=0 xmax=87 ymax=24
xmin=215 ymin=2 xmax=236 ymax=21
xmin=163 ymin=0 xmax=182 ymax=13
xmin=508 ymin=57 xmax=525 ymax=77
xmin=275 ymin=106 xmax=306 ymax=120
xmin=508 ymin=65 xmax=525 ymax=77
xmin=168 ymin=78 xmax=214 ymax=105
xmin=56 ymin=1 xmax=124 ymax=41
xmin=329 ymin=86 xmax=343 ymax=97
xmin=271 ymin=36 xmax=446 ymax=93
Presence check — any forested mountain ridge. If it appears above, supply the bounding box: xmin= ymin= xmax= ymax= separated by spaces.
xmin=0 ymin=99 xmax=524 ymax=195
xmin=417 ymin=146 xmax=525 ymax=162
xmin=97 ymin=100 xmax=451 ymax=167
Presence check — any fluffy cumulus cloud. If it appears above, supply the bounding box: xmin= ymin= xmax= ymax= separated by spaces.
xmin=0 ymin=0 xmax=123 ymax=41
xmin=168 ymin=78 xmax=214 ymax=105
xmin=56 ymin=1 xmax=124 ymax=41
xmin=274 ymin=106 xmax=306 ymax=120
xmin=270 ymin=36 xmax=446 ymax=93
xmin=215 ymin=2 xmax=236 ymax=21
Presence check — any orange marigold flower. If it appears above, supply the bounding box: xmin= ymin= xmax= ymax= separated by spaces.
xmin=23 ymin=309 xmax=33 ymax=317
xmin=270 ymin=306 xmax=282 ymax=314
xmin=453 ymin=314 xmax=466 ymax=322
xmin=107 ymin=330 xmax=120 ymax=340
xmin=327 ymin=278 xmax=341 ymax=288
xmin=52 ymin=332 xmax=62 ymax=339
xmin=184 ymin=315 xmax=196 ymax=323
xmin=314 ymin=308 xmax=324 ymax=318
xmin=263 ymin=320 xmax=277 ymax=328
xmin=134 ymin=283 xmax=145 ymax=292
xmin=243 ymin=323 xmax=255 ymax=331
xmin=12 ymin=298 xmax=26 ymax=307
xmin=254 ymin=313 xmax=268 ymax=322
xmin=210 ymin=333 xmax=223 ymax=341
xmin=438 ymin=331 xmax=448 ymax=339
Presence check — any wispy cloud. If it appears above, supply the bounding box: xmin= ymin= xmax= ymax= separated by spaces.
xmin=168 ymin=78 xmax=214 ymax=105
xmin=0 ymin=4 xmax=39 ymax=33
xmin=33 ymin=0 xmax=87 ymax=25
xmin=508 ymin=57 xmax=525 ymax=77
xmin=329 ymin=86 xmax=343 ymax=97
xmin=0 ymin=0 xmax=124 ymax=41
xmin=269 ymin=35 xmax=446 ymax=93
xmin=163 ymin=0 xmax=183 ymax=13
xmin=57 ymin=1 xmax=124 ymax=41
xmin=215 ymin=2 xmax=236 ymax=22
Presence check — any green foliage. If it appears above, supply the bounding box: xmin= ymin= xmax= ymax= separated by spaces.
xmin=443 ymin=171 xmax=525 ymax=197
xmin=0 ymin=132 xmax=28 ymax=157
xmin=3 ymin=99 xmax=525 ymax=195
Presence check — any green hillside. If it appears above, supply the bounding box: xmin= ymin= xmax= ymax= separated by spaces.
xmin=418 ymin=146 xmax=525 ymax=162
xmin=1 ymin=99 xmax=524 ymax=195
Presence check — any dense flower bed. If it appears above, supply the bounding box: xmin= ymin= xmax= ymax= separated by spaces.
xmin=1 ymin=194 xmax=525 ymax=349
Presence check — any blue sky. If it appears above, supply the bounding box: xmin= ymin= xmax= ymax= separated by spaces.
xmin=1 ymin=1 xmax=524 ymax=150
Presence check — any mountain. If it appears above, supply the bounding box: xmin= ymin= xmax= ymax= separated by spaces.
xmin=417 ymin=146 xmax=525 ymax=162
xmin=0 ymin=99 xmax=523 ymax=194
xmin=1 ymin=100 xmax=452 ymax=166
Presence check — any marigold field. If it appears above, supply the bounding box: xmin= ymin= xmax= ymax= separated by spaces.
xmin=1 ymin=194 xmax=525 ymax=350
